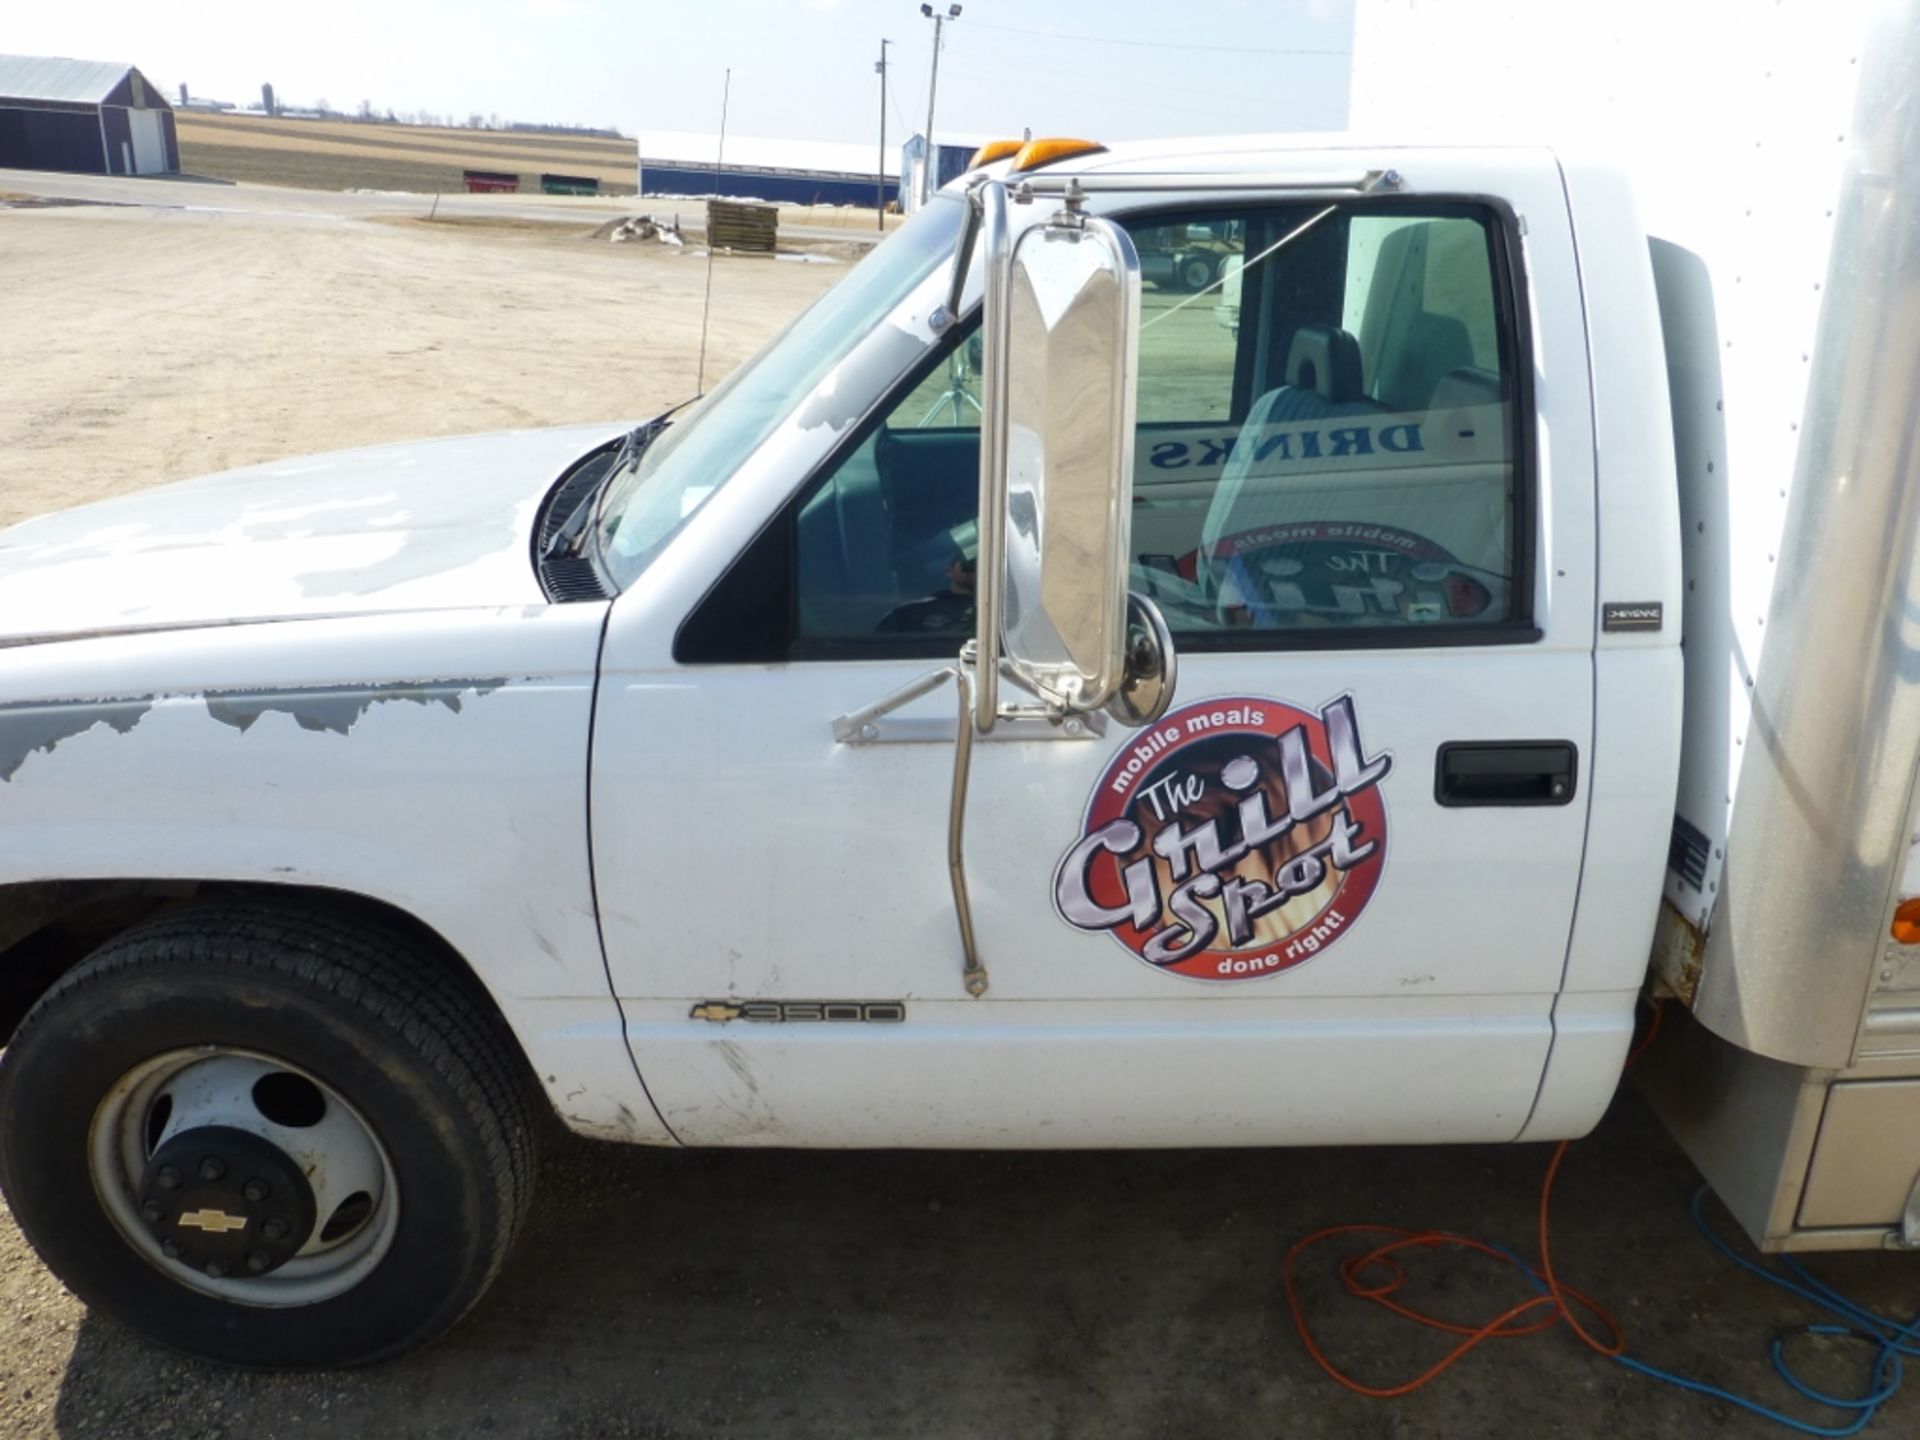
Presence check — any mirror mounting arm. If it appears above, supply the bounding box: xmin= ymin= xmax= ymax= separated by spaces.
xmin=930 ymin=178 xmax=992 ymax=335
xmin=947 ymin=660 xmax=989 ymax=997
xmin=972 ymin=180 xmax=1013 ymax=735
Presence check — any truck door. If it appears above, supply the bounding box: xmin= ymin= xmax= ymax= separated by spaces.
xmin=592 ymin=156 xmax=1600 ymax=1148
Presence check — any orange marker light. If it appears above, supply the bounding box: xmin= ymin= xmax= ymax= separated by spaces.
xmin=968 ymin=139 xmax=1024 ymax=169
xmin=1893 ymin=898 xmax=1920 ymax=945
xmin=1010 ymin=138 xmax=1108 ymax=173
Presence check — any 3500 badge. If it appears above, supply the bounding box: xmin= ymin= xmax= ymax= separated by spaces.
xmin=1052 ymin=694 xmax=1392 ymax=981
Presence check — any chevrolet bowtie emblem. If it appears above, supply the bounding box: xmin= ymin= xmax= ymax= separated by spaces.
xmin=177 ymin=1208 xmax=248 ymax=1235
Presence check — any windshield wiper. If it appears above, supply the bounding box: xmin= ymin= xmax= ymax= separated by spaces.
xmin=543 ymin=404 xmax=691 ymax=563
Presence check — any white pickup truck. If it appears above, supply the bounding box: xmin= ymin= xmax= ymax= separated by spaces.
xmin=3 ymin=1 xmax=1918 ymax=1369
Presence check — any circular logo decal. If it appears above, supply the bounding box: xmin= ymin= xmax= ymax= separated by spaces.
xmin=1052 ymin=694 xmax=1392 ymax=982
xmin=1180 ymin=521 xmax=1500 ymax=626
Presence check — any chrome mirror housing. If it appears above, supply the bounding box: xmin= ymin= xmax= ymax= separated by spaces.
xmin=976 ymin=181 xmax=1144 ymax=723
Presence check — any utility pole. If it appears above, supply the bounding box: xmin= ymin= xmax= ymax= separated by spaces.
xmin=919 ymin=4 xmax=961 ymax=206
xmin=875 ymin=38 xmax=892 ymax=231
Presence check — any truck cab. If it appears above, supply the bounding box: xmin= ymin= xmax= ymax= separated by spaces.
xmin=590 ymin=140 xmax=1678 ymax=1153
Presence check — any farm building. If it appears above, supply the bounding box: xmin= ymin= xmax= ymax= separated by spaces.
xmin=0 ymin=54 xmax=179 ymax=176
xmin=637 ymin=130 xmax=898 ymax=208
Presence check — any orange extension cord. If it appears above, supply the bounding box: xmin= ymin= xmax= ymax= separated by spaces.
xmin=1283 ymin=1002 xmax=1665 ymax=1397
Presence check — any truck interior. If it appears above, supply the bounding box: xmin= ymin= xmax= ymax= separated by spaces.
xmin=680 ymin=199 xmax=1530 ymax=666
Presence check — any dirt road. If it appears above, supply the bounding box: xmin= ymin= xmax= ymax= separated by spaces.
xmin=2 ymin=180 xmax=1918 ymax=1440
xmin=0 ymin=186 xmax=840 ymax=531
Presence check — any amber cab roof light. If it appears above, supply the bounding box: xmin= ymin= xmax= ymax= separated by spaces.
xmin=968 ymin=139 xmax=1024 ymax=169
xmin=1010 ymin=137 xmax=1107 ymax=173
xmin=1893 ymin=897 xmax=1920 ymax=946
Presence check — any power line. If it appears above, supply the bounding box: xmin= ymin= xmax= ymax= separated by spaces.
xmin=966 ymin=18 xmax=1348 ymax=57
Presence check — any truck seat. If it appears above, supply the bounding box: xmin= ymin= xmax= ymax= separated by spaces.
xmin=1254 ymin=323 xmax=1381 ymax=424
xmin=1187 ymin=337 xmax=1511 ymax=621
xmin=1373 ymin=311 xmax=1475 ymax=413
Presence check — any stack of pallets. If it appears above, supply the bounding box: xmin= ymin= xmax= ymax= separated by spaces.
xmin=705 ymin=199 xmax=778 ymax=253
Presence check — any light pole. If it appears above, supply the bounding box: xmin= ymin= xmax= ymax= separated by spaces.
xmin=919 ymin=3 xmax=960 ymax=206
xmin=876 ymin=38 xmax=892 ymax=230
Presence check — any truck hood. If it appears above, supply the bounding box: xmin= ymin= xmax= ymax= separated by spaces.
xmin=0 ymin=423 xmax=628 ymax=646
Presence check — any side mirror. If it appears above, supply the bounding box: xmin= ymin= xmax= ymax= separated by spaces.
xmin=976 ymin=182 xmax=1171 ymax=728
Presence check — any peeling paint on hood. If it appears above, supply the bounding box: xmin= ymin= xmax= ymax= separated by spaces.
xmin=0 ymin=697 xmax=155 ymax=781
xmin=0 ymin=423 xmax=627 ymax=647
xmin=0 ymin=679 xmax=515 ymax=782
xmin=204 ymin=679 xmax=509 ymax=736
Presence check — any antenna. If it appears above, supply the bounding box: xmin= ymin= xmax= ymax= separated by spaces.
xmin=876 ymin=39 xmax=893 ymax=231
xmin=695 ymin=67 xmax=731 ymax=397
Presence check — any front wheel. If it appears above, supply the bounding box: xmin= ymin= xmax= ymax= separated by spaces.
xmin=0 ymin=901 xmax=538 ymax=1368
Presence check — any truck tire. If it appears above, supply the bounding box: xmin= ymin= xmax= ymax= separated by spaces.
xmin=0 ymin=899 xmax=538 ymax=1369
xmin=1180 ymin=253 xmax=1217 ymax=292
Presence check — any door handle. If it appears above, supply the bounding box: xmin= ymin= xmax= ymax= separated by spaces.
xmin=1435 ymin=741 xmax=1578 ymax=807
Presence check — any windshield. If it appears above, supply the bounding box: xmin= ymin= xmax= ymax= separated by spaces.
xmin=598 ymin=194 xmax=971 ymax=587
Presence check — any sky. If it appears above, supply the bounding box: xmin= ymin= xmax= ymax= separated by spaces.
xmin=10 ymin=0 xmax=1354 ymax=145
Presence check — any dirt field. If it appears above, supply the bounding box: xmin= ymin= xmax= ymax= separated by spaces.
xmin=177 ymin=112 xmax=642 ymax=195
xmin=4 ymin=176 xmax=1920 ymax=1440
xmin=0 ymin=195 xmax=839 ymax=531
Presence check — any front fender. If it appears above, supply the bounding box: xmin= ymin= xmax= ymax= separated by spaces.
xmin=0 ymin=605 xmax=670 ymax=1146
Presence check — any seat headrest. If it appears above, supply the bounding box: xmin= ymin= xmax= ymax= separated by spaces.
xmin=1284 ymin=324 xmax=1365 ymax=403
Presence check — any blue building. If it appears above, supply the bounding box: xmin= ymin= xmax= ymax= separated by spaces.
xmin=638 ymin=130 xmax=898 ymax=208
xmin=0 ymin=54 xmax=180 ymax=176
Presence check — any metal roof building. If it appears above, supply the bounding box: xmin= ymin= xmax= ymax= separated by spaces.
xmin=0 ymin=54 xmax=180 ymax=176
xmin=637 ymin=130 xmax=899 ymax=208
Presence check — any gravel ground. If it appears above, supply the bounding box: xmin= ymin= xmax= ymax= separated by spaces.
xmin=4 ymin=1090 xmax=1916 ymax=1440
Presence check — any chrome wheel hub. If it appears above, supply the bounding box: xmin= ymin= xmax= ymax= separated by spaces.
xmin=91 ymin=1050 xmax=400 ymax=1307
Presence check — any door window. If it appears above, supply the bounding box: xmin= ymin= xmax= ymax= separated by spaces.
xmin=680 ymin=200 xmax=1530 ymax=663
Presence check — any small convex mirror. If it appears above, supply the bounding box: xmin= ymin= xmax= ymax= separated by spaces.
xmin=996 ymin=209 xmax=1143 ymax=714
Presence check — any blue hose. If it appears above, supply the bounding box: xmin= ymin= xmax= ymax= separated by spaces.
xmin=1610 ymin=1187 xmax=1920 ymax=1436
